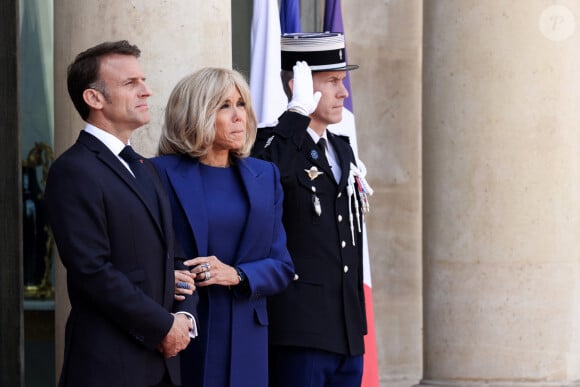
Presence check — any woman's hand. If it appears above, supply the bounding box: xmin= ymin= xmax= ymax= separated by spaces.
xmin=184 ymin=255 xmax=239 ymax=288
xmin=174 ymin=269 xmax=196 ymax=301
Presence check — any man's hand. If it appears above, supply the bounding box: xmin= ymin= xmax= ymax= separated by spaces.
xmin=287 ymin=61 xmax=322 ymax=116
xmin=157 ymin=314 xmax=192 ymax=358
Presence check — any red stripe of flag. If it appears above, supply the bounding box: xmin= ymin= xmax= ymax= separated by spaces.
xmin=324 ymin=1 xmax=380 ymax=386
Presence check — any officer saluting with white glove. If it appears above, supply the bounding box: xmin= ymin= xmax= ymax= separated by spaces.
xmin=285 ymin=60 xmax=321 ymax=116
xmin=251 ymin=32 xmax=371 ymax=387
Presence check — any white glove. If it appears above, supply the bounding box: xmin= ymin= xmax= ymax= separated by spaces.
xmin=287 ymin=61 xmax=322 ymax=116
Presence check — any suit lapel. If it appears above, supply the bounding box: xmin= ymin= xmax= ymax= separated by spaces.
xmin=328 ymin=132 xmax=353 ymax=190
xmin=78 ymin=131 xmax=165 ymax=235
xmin=165 ymin=158 xmax=209 ymax=256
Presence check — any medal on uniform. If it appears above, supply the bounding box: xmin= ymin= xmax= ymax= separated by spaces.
xmin=310 ymin=148 xmax=320 ymax=160
xmin=349 ymin=162 xmax=374 ymax=214
xmin=312 ymin=194 xmax=322 ymax=216
xmin=311 ymin=186 xmax=322 ymax=216
xmin=305 ymin=166 xmax=324 ymax=181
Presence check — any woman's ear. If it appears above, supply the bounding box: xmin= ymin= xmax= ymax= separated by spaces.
xmin=83 ymin=88 xmax=105 ymax=110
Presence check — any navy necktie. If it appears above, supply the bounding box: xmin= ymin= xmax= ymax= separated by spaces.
xmin=317 ymin=138 xmax=327 ymax=153
xmin=119 ymin=145 xmax=160 ymax=218
xmin=317 ymin=138 xmax=330 ymax=168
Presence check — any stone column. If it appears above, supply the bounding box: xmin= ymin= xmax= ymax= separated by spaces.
xmin=422 ymin=2 xmax=580 ymax=386
xmin=53 ymin=0 xmax=232 ymax=380
xmin=342 ymin=1 xmax=424 ymax=386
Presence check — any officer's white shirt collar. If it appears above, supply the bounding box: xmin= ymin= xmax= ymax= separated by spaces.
xmin=306 ymin=127 xmax=328 ymax=145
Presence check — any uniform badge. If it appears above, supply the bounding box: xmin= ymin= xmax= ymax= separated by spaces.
xmin=310 ymin=149 xmax=320 ymax=160
xmin=305 ymin=166 xmax=324 ymax=180
xmin=264 ymin=135 xmax=275 ymax=148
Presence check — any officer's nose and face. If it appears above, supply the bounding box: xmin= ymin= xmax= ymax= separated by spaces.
xmin=311 ymin=70 xmax=348 ymax=126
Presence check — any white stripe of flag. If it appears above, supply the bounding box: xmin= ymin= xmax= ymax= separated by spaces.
xmin=250 ymin=0 xmax=287 ymax=128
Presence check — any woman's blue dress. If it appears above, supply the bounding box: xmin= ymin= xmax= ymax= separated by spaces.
xmin=194 ymin=164 xmax=248 ymax=387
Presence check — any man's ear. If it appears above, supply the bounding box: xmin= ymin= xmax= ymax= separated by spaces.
xmin=83 ymin=88 xmax=104 ymax=110
xmin=288 ymin=78 xmax=294 ymax=93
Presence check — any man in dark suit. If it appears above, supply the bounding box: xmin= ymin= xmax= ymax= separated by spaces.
xmin=45 ymin=40 xmax=196 ymax=387
xmin=252 ymin=32 xmax=372 ymax=387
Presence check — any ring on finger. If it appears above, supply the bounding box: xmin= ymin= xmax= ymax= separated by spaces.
xmin=176 ymin=281 xmax=191 ymax=290
xmin=206 ymin=271 xmax=211 ymax=280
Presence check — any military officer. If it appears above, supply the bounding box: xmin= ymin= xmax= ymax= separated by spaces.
xmin=252 ymin=32 xmax=372 ymax=387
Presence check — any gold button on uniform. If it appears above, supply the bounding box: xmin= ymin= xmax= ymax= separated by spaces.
xmin=344 ymin=265 xmax=349 ymax=273
xmin=338 ymin=214 xmax=343 ymax=222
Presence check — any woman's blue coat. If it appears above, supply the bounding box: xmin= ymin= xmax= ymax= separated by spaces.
xmin=152 ymin=154 xmax=294 ymax=387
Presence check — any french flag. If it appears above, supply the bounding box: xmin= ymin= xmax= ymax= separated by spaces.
xmin=249 ymin=0 xmax=287 ymax=127
xmin=324 ymin=1 xmax=380 ymax=386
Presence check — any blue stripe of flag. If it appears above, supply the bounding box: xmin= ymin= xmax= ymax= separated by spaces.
xmin=280 ymin=0 xmax=301 ymax=34
xmin=323 ymin=0 xmax=354 ymax=112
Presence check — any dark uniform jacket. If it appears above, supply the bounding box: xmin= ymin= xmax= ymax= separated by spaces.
xmin=252 ymin=111 xmax=367 ymax=356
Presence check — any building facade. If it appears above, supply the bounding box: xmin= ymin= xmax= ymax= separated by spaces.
xmin=4 ymin=1 xmax=580 ymax=386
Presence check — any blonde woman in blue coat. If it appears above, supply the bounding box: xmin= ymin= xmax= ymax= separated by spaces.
xmin=152 ymin=67 xmax=294 ymax=387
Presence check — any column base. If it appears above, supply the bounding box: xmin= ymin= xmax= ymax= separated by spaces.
xmin=415 ymin=380 xmax=580 ymax=387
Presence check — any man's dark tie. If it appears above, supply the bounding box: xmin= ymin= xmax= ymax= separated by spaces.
xmin=317 ymin=138 xmax=330 ymax=168
xmin=119 ymin=145 xmax=160 ymax=218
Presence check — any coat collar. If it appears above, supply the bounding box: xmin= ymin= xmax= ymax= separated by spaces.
xmin=163 ymin=155 xmax=265 ymax=263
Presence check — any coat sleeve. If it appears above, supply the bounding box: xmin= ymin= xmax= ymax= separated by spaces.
xmin=235 ymin=162 xmax=294 ymax=298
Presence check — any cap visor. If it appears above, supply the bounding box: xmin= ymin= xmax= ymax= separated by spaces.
xmin=311 ymin=64 xmax=359 ymax=72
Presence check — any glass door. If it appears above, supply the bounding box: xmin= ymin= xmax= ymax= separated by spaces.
xmin=19 ymin=1 xmax=55 ymax=386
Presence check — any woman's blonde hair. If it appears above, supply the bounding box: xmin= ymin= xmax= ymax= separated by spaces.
xmin=158 ymin=67 xmax=258 ymax=158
